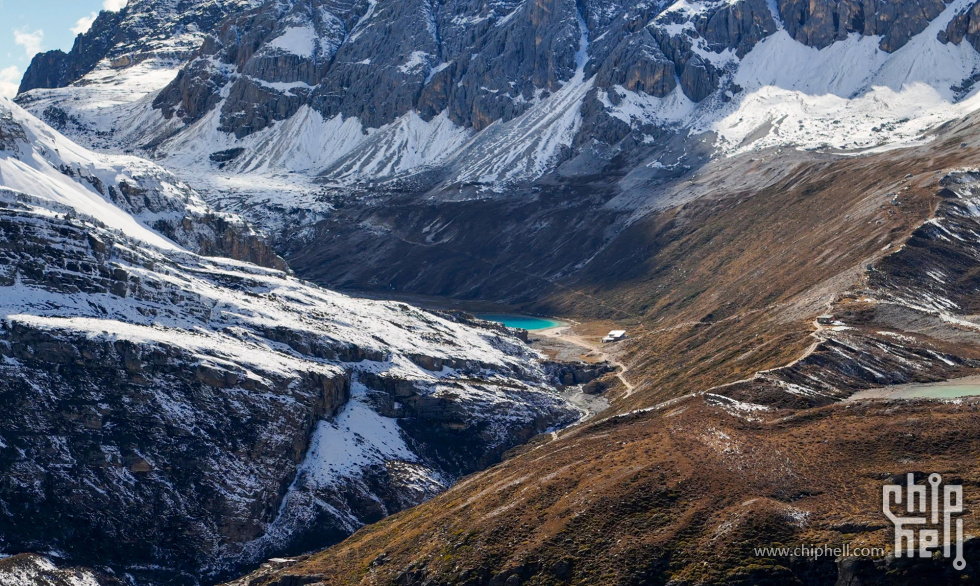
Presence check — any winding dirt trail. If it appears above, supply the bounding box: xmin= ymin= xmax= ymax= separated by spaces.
xmin=537 ymin=326 xmax=637 ymax=396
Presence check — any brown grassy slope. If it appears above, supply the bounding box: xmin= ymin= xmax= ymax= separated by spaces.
xmin=229 ymin=118 xmax=980 ymax=585
xmin=543 ymin=143 xmax=945 ymax=411
xmin=234 ymin=398 xmax=980 ymax=586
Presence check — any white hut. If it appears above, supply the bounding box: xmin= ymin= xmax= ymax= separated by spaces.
xmin=602 ymin=330 xmax=627 ymax=343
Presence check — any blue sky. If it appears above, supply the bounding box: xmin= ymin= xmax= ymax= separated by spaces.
xmin=0 ymin=0 xmax=128 ymax=98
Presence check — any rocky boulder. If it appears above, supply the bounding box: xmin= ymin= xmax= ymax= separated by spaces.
xmin=941 ymin=0 xmax=980 ymax=52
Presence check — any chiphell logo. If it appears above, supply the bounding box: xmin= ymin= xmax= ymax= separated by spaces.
xmin=883 ymin=473 xmax=965 ymax=570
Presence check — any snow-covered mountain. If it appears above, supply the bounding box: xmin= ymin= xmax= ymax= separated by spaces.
xmin=15 ymin=0 xmax=980 ymax=212
xmin=8 ymin=0 xmax=980 ymax=584
xmin=0 ymin=554 xmax=110 ymax=586
xmin=13 ymin=0 xmax=980 ymax=303
xmin=0 ymin=98 xmax=579 ymax=583
xmin=0 ymin=94 xmax=284 ymax=267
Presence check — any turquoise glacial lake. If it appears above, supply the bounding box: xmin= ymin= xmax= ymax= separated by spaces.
xmin=476 ymin=314 xmax=562 ymax=330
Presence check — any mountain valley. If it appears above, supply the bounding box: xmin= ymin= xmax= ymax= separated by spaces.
xmin=5 ymin=0 xmax=980 ymax=584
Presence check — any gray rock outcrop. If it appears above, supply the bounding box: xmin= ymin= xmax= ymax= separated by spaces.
xmin=778 ymin=0 xmax=951 ymax=51
xmin=942 ymin=0 xmax=980 ymax=51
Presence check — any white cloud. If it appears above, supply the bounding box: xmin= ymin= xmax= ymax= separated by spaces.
xmin=13 ymin=28 xmax=44 ymax=59
xmin=72 ymin=0 xmax=127 ymax=38
xmin=72 ymin=13 xmax=99 ymax=36
xmin=0 ymin=66 xmax=21 ymax=99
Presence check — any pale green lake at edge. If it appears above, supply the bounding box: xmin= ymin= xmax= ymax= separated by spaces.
xmin=849 ymin=378 xmax=980 ymax=400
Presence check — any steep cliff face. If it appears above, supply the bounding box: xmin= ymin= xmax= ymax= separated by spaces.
xmin=141 ymin=0 xmax=963 ymax=141
xmin=19 ymin=0 xmax=263 ymax=95
xmin=137 ymin=0 xmax=775 ymax=151
xmin=944 ymin=1 xmax=980 ymax=51
xmin=20 ymin=0 xmax=980 ymax=197
xmin=0 ymin=100 xmax=579 ymax=583
xmin=17 ymin=9 xmax=126 ymax=94
xmin=778 ymin=0 xmax=952 ymax=51
xmin=151 ymin=0 xmax=587 ymax=133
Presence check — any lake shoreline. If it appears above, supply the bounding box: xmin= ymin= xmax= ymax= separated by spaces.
xmin=848 ymin=375 xmax=980 ymax=400
xmin=475 ymin=313 xmax=568 ymax=331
